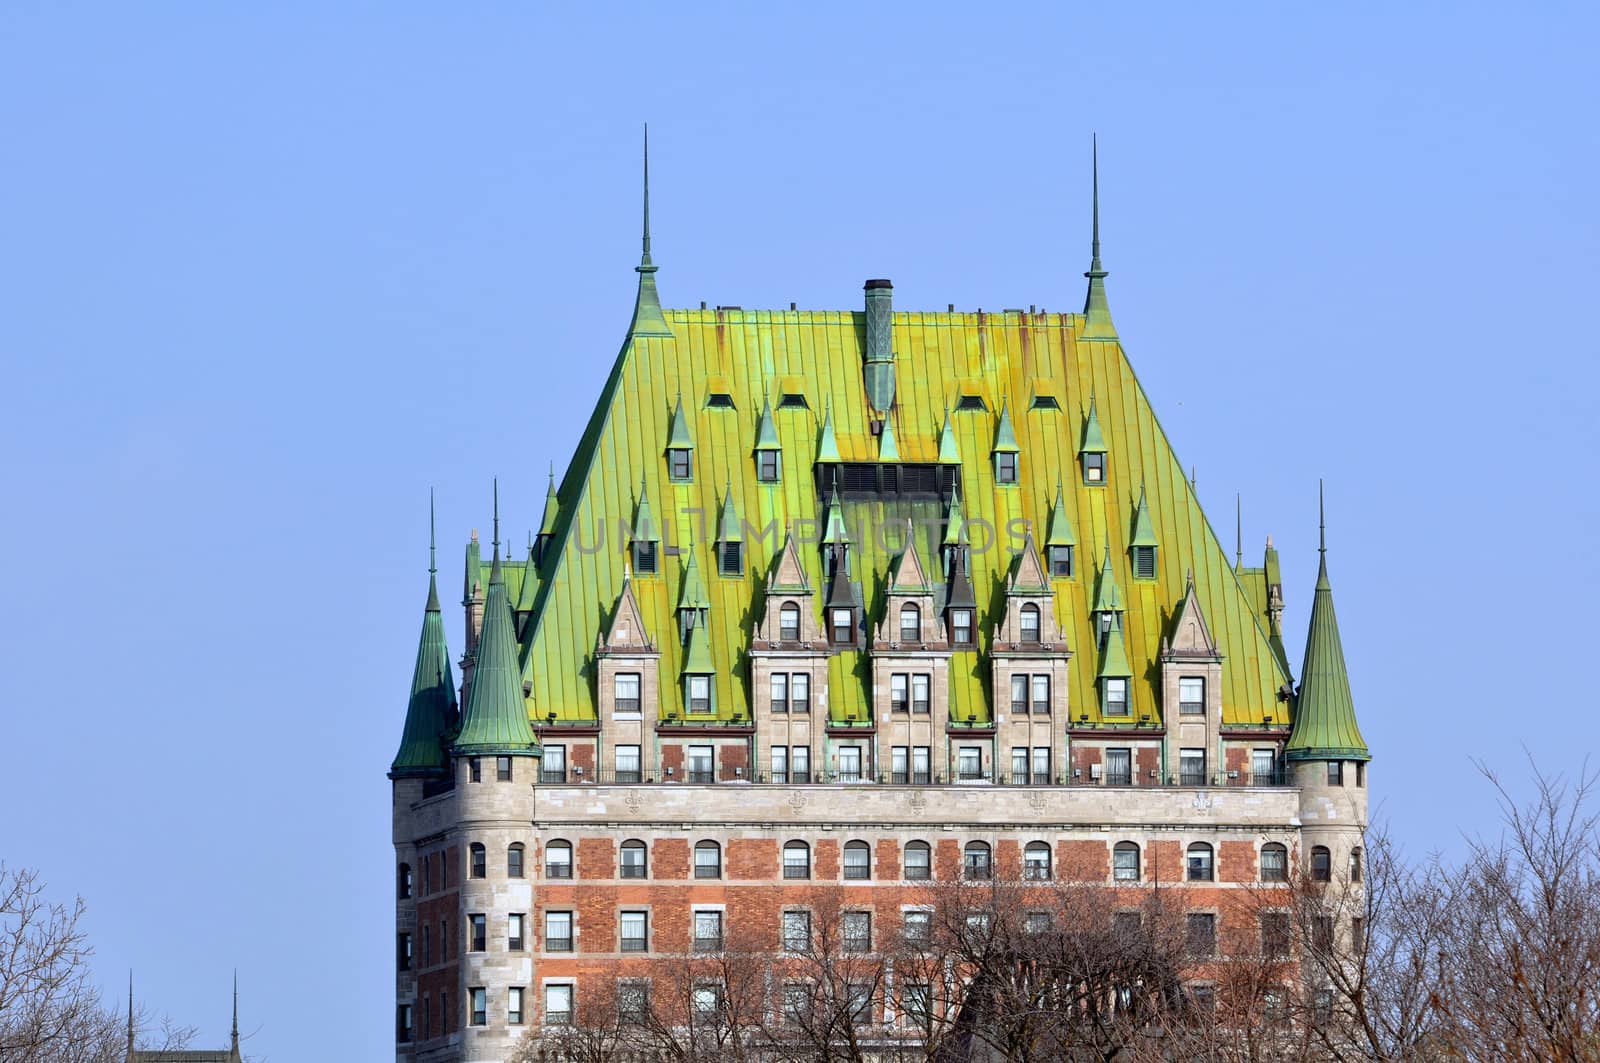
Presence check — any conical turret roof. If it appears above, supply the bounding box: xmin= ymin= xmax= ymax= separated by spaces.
xmin=754 ymin=398 xmax=780 ymax=451
xmin=937 ymin=407 xmax=961 ymax=464
xmin=992 ymin=400 xmax=1020 ymax=453
xmin=1046 ymin=482 xmax=1076 ymax=546
xmin=1097 ymin=613 xmax=1132 ymax=679
xmin=1287 ymin=493 xmax=1369 ymax=761
xmin=667 ymin=393 xmax=694 ymax=449
xmin=1130 ymin=484 xmax=1157 ymax=546
xmin=816 ymin=403 xmax=841 ymax=463
xmin=1080 ymin=396 xmax=1107 ymax=454
xmin=391 ymin=505 xmax=458 ymax=777
xmin=453 ymin=500 xmax=540 ymax=756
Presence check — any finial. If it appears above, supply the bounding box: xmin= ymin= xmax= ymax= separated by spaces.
xmin=1190 ymin=465 xmax=1196 ymax=490
xmin=492 ymin=478 xmax=500 ymax=556
xmin=429 ymin=488 xmax=437 ymax=575
xmin=640 ymin=123 xmax=654 ymax=271
xmin=231 ymin=969 xmax=239 ymax=1046
xmin=1235 ymin=493 xmax=1243 ymax=567
xmin=1090 ymin=133 xmax=1102 ymax=274
xmin=1318 ymin=479 xmax=1326 ymax=556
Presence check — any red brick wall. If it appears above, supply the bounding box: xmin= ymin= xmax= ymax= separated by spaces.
xmin=1219 ymin=840 xmax=1257 ymax=884
xmin=1135 ymin=747 xmax=1161 ymax=783
xmin=1059 ymin=839 xmax=1110 ymax=881
xmin=720 ymin=742 xmax=749 ymax=781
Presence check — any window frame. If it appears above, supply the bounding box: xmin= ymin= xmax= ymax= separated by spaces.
xmin=757 ymin=449 xmax=780 ymax=483
xmin=1311 ymin=845 xmax=1332 ymax=882
xmin=545 ymin=840 xmax=573 ymax=880
xmin=779 ymin=602 xmax=801 ymax=641
xmin=783 ymin=841 xmax=811 ymax=880
xmin=694 ymin=840 xmax=722 ymax=880
xmin=1178 ymin=676 xmax=1205 ymax=716
xmin=1113 ymin=841 xmax=1141 ymax=882
xmin=1019 ymin=603 xmax=1041 ymax=643
xmin=1082 ymin=451 xmax=1106 ymax=485
xmin=1103 ymin=677 xmax=1129 ymax=716
xmin=1260 ymin=843 xmax=1289 ymax=882
xmin=507 ymin=844 xmax=524 ymax=879
xmin=950 ymin=607 xmax=973 ymax=646
xmin=899 ymin=603 xmax=921 ymax=642
xmin=620 ymin=839 xmax=648 ymax=879
xmin=613 ymin=672 xmax=642 ymax=716
xmin=1023 ymin=842 xmax=1052 ymax=880
xmin=469 ymin=843 xmax=486 ymax=879
xmin=963 ymin=841 xmax=992 ymax=880
xmin=619 ymin=910 xmax=649 ymax=953
xmin=1048 ymin=544 xmax=1073 ymax=578
xmin=668 ymin=448 xmax=693 ymax=481
xmin=843 ymin=841 xmax=871 ymax=881
xmin=1186 ymin=842 xmax=1215 ymax=882
xmin=995 ymin=451 xmax=1018 ymax=484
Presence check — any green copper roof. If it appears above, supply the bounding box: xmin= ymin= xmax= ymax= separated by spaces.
xmin=1046 ymin=482 xmax=1076 ymax=546
xmin=682 ymin=612 xmax=715 ymax=675
xmin=943 ymin=486 xmax=965 ymax=547
xmin=539 ymin=470 xmax=560 ymax=537
xmin=1097 ymin=614 xmax=1132 ymax=678
xmin=816 ymin=403 xmax=841 ymax=463
xmin=390 ymin=508 xmax=459 ymax=777
xmin=514 ymin=540 xmax=540 ymax=614
xmin=754 ymin=398 xmax=780 ymax=451
xmin=879 ymin=416 xmax=901 ymax=461
xmin=992 ymin=400 xmax=1020 ymax=453
xmin=1092 ymin=547 xmax=1123 ymax=613
xmin=677 ymin=548 xmax=709 ymax=612
xmin=667 ymin=394 xmax=694 ymax=449
xmin=1081 ymin=136 xmax=1116 ymax=339
xmin=453 ymin=525 xmax=539 ymax=756
xmin=821 ymin=485 xmax=850 ymax=546
xmin=1287 ymin=498 xmax=1369 ymax=761
xmin=628 ymin=127 xmax=673 ymax=340
xmin=632 ymin=479 xmax=656 ymax=541
xmin=1130 ymin=484 xmax=1158 ymax=546
xmin=1080 ymin=396 xmax=1107 ymax=454
xmin=937 ymin=408 xmax=961 ymax=464
xmin=717 ymin=484 xmax=742 ymax=543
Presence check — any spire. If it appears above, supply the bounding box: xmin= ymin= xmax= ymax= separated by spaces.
xmin=878 ymin=415 xmax=900 ymax=461
xmin=1045 ymin=481 xmax=1076 ymax=546
xmin=538 ymin=466 xmax=559 ymax=538
xmin=515 ymin=536 xmax=540 ymax=617
xmin=945 ymin=539 xmax=977 ymax=610
xmin=717 ymin=482 xmax=742 ymax=544
xmin=681 ymin=608 xmax=715 ymax=675
xmin=754 ymin=397 xmax=780 ymax=452
xmin=1235 ymin=494 xmax=1243 ymax=569
xmin=667 ymin=392 xmax=694 ymax=450
xmin=677 ymin=548 xmax=709 ymax=613
xmin=391 ymin=497 xmax=460 ymax=777
xmin=452 ymin=481 xmax=539 ymax=755
xmin=1080 ymin=394 xmax=1108 ymax=455
xmin=821 ymin=478 xmax=850 ymax=546
xmin=1081 ymin=135 xmax=1116 ymax=338
xmin=992 ymin=399 xmax=1020 ymax=453
xmin=936 ymin=405 xmax=961 ymax=464
xmin=943 ymin=484 xmax=965 ymax=547
xmin=231 ymin=970 xmax=240 ymax=1057
xmin=816 ymin=401 xmax=841 ymax=464
xmin=1093 ymin=546 xmax=1123 ymax=613
xmin=628 ymin=124 xmax=673 ymax=339
xmin=1287 ymin=483 xmax=1370 ymax=762
xmin=632 ymin=476 xmax=657 ymax=542
xmin=1129 ymin=483 xmax=1157 ymax=546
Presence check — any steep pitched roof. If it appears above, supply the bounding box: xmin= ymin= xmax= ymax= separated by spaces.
xmin=453 ymin=533 xmax=539 ymax=756
xmin=816 ymin=403 xmax=841 ymax=463
xmin=937 ymin=408 xmax=961 ymax=464
xmin=1045 ymin=483 xmax=1076 ymax=547
xmin=888 ymin=524 xmax=933 ymax=594
xmin=1287 ymin=501 xmax=1369 ymax=761
xmin=1097 ymin=614 xmax=1132 ymax=679
xmin=1130 ymin=484 xmax=1157 ymax=547
xmin=390 ymin=514 xmax=458 ymax=777
xmin=992 ymin=400 xmax=1020 ymax=453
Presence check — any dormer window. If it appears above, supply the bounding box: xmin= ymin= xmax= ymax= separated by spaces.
xmin=1082 ymin=452 xmax=1105 ymax=485
xmin=1097 ymin=612 xmax=1114 ymax=649
xmin=778 ymin=393 xmax=809 ymax=410
xmin=1048 ymin=545 xmax=1073 ymax=578
xmin=1131 ymin=545 xmax=1157 ymax=581
xmin=995 ymin=452 xmax=1018 ymax=485
xmin=633 ymin=539 xmax=658 ymax=575
xmin=830 ymin=608 xmax=855 ymax=645
xmin=899 ymin=604 xmax=921 ymax=642
xmin=706 ymin=393 xmax=735 ymax=409
xmin=1103 ymin=677 xmax=1129 ymax=717
xmin=955 ymin=395 xmax=987 ymax=412
xmin=718 ymin=541 xmax=744 ymax=577
xmin=669 ymin=449 xmax=693 ymax=481
xmin=949 ymin=609 xmax=973 ymax=646
xmin=1030 ymin=395 xmax=1060 ymax=411
xmin=1019 ymin=604 xmax=1041 ymax=644
xmin=686 ymin=675 xmax=713 ymax=715
xmin=779 ymin=602 xmax=801 ymax=641
xmin=757 ymin=450 xmax=780 ymax=482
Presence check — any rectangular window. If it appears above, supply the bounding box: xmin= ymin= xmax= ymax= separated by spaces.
xmin=669 ymin=449 xmax=692 ymax=481
xmin=1114 ymin=910 xmax=1142 ymax=936
xmin=912 ymin=746 xmax=930 ymax=785
xmin=831 ymin=607 xmax=854 ymax=644
xmin=892 ymin=746 xmax=909 ymax=785
xmin=687 ymin=745 xmax=713 ymax=783
xmin=958 ymin=746 xmax=982 ymax=781
xmin=1179 ymin=677 xmax=1205 ymax=715
xmin=469 ymin=987 xmax=487 ymax=1027
xmin=792 ymin=745 xmax=810 ymax=783
xmin=694 ymin=910 xmax=723 ymax=952
xmin=1025 ymin=911 xmax=1051 ymax=934
xmin=1252 ymin=748 xmax=1277 ymax=785
xmin=633 ymin=539 xmax=657 ymax=575
xmin=1186 ymin=913 xmax=1216 ymax=957
xmin=469 ymin=757 xmax=482 ymax=783
xmin=771 ymin=745 xmax=788 ymax=784
xmin=508 ymin=986 xmax=524 ymax=1026
xmin=496 ymin=756 xmax=513 ymax=781
xmin=838 ymin=745 xmax=862 ymax=783
xmin=1032 ymin=674 xmax=1051 ymax=715
xmin=617 ymin=982 xmax=649 ymax=1022
xmin=541 ymin=745 xmax=566 ymax=784
xmin=1180 ymin=748 xmax=1207 ymax=786
xmin=718 ymin=541 xmax=743 ymax=577
xmin=620 ymin=911 xmax=648 ymax=952
xmin=771 ymin=673 xmax=788 ymax=714
xmin=995 ymin=452 xmax=1018 ymax=484
xmin=1048 ymin=545 xmax=1073 ymax=577
xmin=1132 ymin=545 xmax=1157 ymax=580
xmin=614 ymin=673 xmax=641 ymax=715
xmin=912 ymin=673 xmax=931 ymax=714
xmin=508 ymin=913 xmax=525 ymax=951
xmin=1261 ymin=912 xmax=1291 ymax=958
xmin=783 ymin=910 xmax=811 ymax=951
xmin=1329 ymin=761 xmax=1345 ymax=786
xmin=1011 ymin=747 xmax=1029 ymax=785
xmin=951 ymin=608 xmax=973 ymax=645
xmin=903 ymin=910 xmax=931 ymax=942
xmin=1105 ymin=748 xmax=1132 ymax=786
xmin=422 ymin=926 xmax=431 ymax=966
xmin=1103 ymin=678 xmax=1129 ymax=716
xmin=1083 ymin=451 xmax=1105 ymax=484
xmin=758 ymin=450 xmax=780 ymax=482
xmin=891 ymin=673 xmax=909 ymax=713
xmin=544 ymin=985 xmax=572 ymax=1026
xmin=614 ymin=744 xmax=641 ymax=783
xmin=544 ymin=911 xmax=572 ymax=952
xmin=1032 ymin=747 xmax=1050 ymax=785
xmin=844 ymin=844 xmax=871 ymax=880
xmin=397 ymin=1003 xmax=412 ymax=1043
xmin=468 ymin=913 xmax=486 ymax=952
xmin=620 ymin=843 xmax=647 ymax=878
xmin=842 ymin=912 xmax=873 ymax=953
xmin=692 ymin=984 xmax=722 ymax=1018
xmin=783 ymin=983 xmax=809 ymax=1025
xmin=903 ymin=980 xmax=931 ymax=1029
xmin=847 ymin=982 xmax=872 ymax=1023
xmin=397 ymin=931 xmax=412 ymax=971
xmin=791 ymin=672 xmax=810 ymax=713
xmin=687 ymin=675 xmax=712 ymax=715
xmin=1113 ymin=845 xmax=1140 ymax=881
xmin=1011 ymin=674 xmax=1028 ymax=715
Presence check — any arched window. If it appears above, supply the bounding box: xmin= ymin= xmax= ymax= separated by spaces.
xmin=1311 ymin=846 xmax=1331 ymax=882
xmin=783 ymin=841 xmax=810 ymax=880
xmin=779 ymin=602 xmax=801 ymax=641
xmin=546 ymin=840 xmax=573 ymax=880
xmin=1019 ymin=604 xmax=1041 ymax=643
xmin=964 ymin=842 xmax=992 ymax=880
xmin=1023 ymin=842 xmax=1052 ymax=880
xmin=900 ymin=603 xmax=921 ymax=642
xmin=843 ymin=841 xmax=871 ymax=881
xmin=904 ymin=841 xmax=931 ymax=881
xmin=1260 ymin=843 xmax=1288 ymax=882
xmin=507 ymin=844 xmax=525 ymax=879
xmin=1350 ymin=847 xmax=1363 ymax=883
xmin=469 ymin=843 xmax=486 ymax=879
xmin=1186 ymin=843 xmax=1214 ymax=882
xmin=1113 ymin=842 xmax=1140 ymax=882
xmin=694 ymin=841 xmax=722 ymax=879
xmin=620 ymin=840 xmax=648 ymax=879
xmin=398 ymin=863 xmax=412 ymax=899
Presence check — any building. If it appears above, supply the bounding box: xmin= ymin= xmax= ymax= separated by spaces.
xmin=388 ymin=139 xmax=1371 ymax=1061
xmin=125 ymin=974 xmax=243 ymax=1063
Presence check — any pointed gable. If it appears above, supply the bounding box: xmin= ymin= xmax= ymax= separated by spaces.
xmin=754 ymin=398 xmax=780 ymax=451
xmin=768 ymin=533 xmax=811 ymax=594
xmin=889 ymin=524 xmax=933 ymax=594
xmin=1166 ymin=572 xmax=1220 ymax=658
xmin=1130 ymin=484 xmax=1157 ymax=546
xmin=1092 ymin=548 xmax=1123 ymax=613
xmin=1080 ymin=396 xmax=1108 ymax=454
xmin=992 ymin=399 xmax=1020 ymax=452
xmin=677 ymin=548 xmax=709 ymax=613
xmin=1097 ymin=615 xmax=1133 ymax=678
xmin=600 ymin=575 xmax=654 ymax=653
xmin=1008 ymin=532 xmax=1051 ymax=596
xmin=667 ymin=393 xmax=694 ymax=450
xmin=937 ymin=407 xmax=961 ymax=464
xmin=816 ymin=402 xmax=841 ymax=463
xmin=1046 ymin=483 xmax=1076 ymax=546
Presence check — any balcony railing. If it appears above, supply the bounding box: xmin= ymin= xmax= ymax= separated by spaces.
xmin=620 ymin=863 xmax=647 ymax=879
xmin=620 ymin=936 xmax=648 ymax=953
xmin=545 ymin=864 xmax=572 ymax=880
xmin=686 ymin=770 xmax=716 ymax=784
xmin=527 ymin=766 xmax=1295 ymax=789
xmin=545 ymin=937 xmax=572 ymax=952
xmin=544 ymin=1010 xmax=571 ymax=1027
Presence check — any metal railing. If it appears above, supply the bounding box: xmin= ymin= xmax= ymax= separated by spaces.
xmin=544 ymin=937 xmax=572 ymax=952
xmin=620 ymin=936 xmax=647 ymax=953
xmin=526 ymin=767 xmax=1296 ymax=789
xmin=545 ymin=864 xmax=572 ymax=880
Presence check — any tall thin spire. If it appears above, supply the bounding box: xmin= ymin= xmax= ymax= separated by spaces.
xmin=1090 ymin=133 xmax=1103 ymax=275
xmin=1235 ymin=493 xmax=1243 ymax=568
xmin=231 ymin=970 xmax=239 ymax=1054
xmin=629 ymin=124 xmax=673 ymax=338
xmin=426 ymin=489 xmax=440 ymax=611
xmin=1318 ymin=478 xmax=1326 ymax=557
xmin=490 ymin=477 xmax=501 ymax=576
xmin=127 ymin=971 xmax=134 ymax=1058
xmin=1082 ymin=134 xmax=1116 ymax=337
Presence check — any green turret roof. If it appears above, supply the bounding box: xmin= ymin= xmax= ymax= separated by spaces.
xmin=632 ymin=478 xmax=656 ymax=541
xmin=992 ymin=399 xmax=1020 ymax=453
xmin=754 ymin=398 xmax=780 ymax=451
xmin=821 ymin=484 xmax=850 ymax=546
xmin=628 ymin=126 xmax=673 ymax=340
xmin=1092 ymin=547 xmax=1123 ymax=613
xmin=937 ymin=407 xmax=961 ymax=464
xmin=452 ymin=504 xmax=539 ymax=757
xmin=539 ymin=469 xmax=560 ymax=537
xmin=678 ymin=548 xmax=709 ymax=612
xmin=1080 ymin=396 xmax=1107 ymax=454
xmin=1097 ymin=613 xmax=1132 ymax=678
xmin=1130 ymin=484 xmax=1157 ymax=546
xmin=1287 ymin=495 xmax=1370 ymax=762
xmin=390 ymin=503 xmax=458 ymax=777
xmin=682 ymin=612 xmax=714 ymax=674
xmin=1046 ymin=482 xmax=1076 ymax=546
xmin=942 ymin=486 xmax=965 ymax=547
xmin=667 ymin=393 xmax=694 ymax=449
xmin=879 ymin=416 xmax=901 ymax=461
xmin=717 ymin=483 xmax=742 ymax=543
xmin=816 ymin=403 xmax=841 ymax=463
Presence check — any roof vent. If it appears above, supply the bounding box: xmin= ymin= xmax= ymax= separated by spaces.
xmin=863 ymin=280 xmax=895 ymax=413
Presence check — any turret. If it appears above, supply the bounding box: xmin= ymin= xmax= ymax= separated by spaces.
xmin=390 ymin=495 xmax=458 ymax=783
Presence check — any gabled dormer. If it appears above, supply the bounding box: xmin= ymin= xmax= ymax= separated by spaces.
xmin=596 ymin=569 xmax=660 ymax=727
xmin=715 ymin=485 xmax=745 ymax=577
xmin=680 ymin=610 xmax=716 ymax=717
xmin=1080 ymin=396 xmax=1108 ymax=486
xmin=874 ymin=523 xmax=939 ymax=650
xmin=937 ymin=406 xmax=961 ymax=465
xmin=677 ymin=549 xmax=709 ymax=645
xmin=944 ymin=546 xmax=977 ymax=649
xmin=1096 ymin=613 xmax=1134 ymax=720
xmin=666 ymin=393 xmax=694 ymax=482
xmin=992 ymin=400 xmax=1020 ymax=485
xmin=990 ymin=531 xmax=1070 ymax=751
xmin=756 ymin=534 xmax=820 ymax=647
xmin=754 ymin=398 xmax=781 ymax=483
xmin=630 ymin=478 xmax=659 ymax=576
xmin=1160 ymin=571 xmax=1223 ymax=732
xmin=816 ymin=401 xmax=842 ymax=465
xmin=1045 ymin=481 xmax=1076 ymax=579
xmin=822 ymin=534 xmax=859 ymax=651
xmin=1091 ymin=547 xmax=1123 ymax=650
xmin=1129 ymin=484 xmax=1158 ymax=580
xmin=992 ymin=532 xmax=1068 ymax=651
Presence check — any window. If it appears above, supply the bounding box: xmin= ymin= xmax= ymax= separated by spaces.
xmin=783 ymin=841 xmax=811 ymax=879
xmin=545 ymin=841 xmax=572 ymax=879
xmin=771 ymin=745 xmax=788 ymax=784
xmin=1114 ymin=911 xmax=1141 ymax=938
xmin=1357 ymin=761 xmax=1366 ymax=787
xmin=687 ymin=676 xmax=712 ymax=715
xmin=956 ymin=394 xmax=988 ymax=412
xmin=1261 ymin=843 xmax=1288 ymax=882
xmin=1132 ymin=545 xmax=1156 ymax=580
xmin=1261 ymin=912 xmax=1291 ymax=958
xmin=397 ymin=1003 xmax=412 ymax=1043
xmin=1010 ymin=674 xmax=1028 ymax=715
xmin=507 ymin=844 xmax=524 ymax=878
xmin=1314 ymin=915 xmax=1335 ymax=954
xmin=397 ymin=931 xmax=412 ymax=971
xmin=1049 ymin=545 xmax=1073 ymax=578
xmin=1097 ymin=610 xmax=1114 ymax=648
xmin=903 ymin=910 xmax=931 ymax=943
xmin=544 ymin=911 xmax=573 ymax=952
xmin=1106 ymin=748 xmax=1133 ymax=787
xmin=468 ymin=913 xmax=486 ymax=952
xmin=1187 ymin=843 xmax=1214 ymax=882
xmin=615 ymin=744 xmax=641 ymax=783
xmin=1012 ymin=747 xmax=1029 ymax=785
xmin=995 ymin=452 xmax=1018 ymax=484
xmin=757 ymin=450 xmax=780 ymax=482
xmin=891 ymin=673 xmax=908 ymax=713
xmin=470 ymin=843 xmax=486 ymax=879
xmin=694 ymin=841 xmax=721 ymax=879
xmin=1252 ymin=748 xmax=1278 ymax=785
xmin=718 ymin=540 xmax=743 ymax=577
xmin=1350 ymin=847 xmax=1363 ymax=883
xmin=1312 ymin=988 xmax=1334 ymax=1026
xmin=617 ymin=981 xmax=649 ymax=1021
xmin=544 ymin=985 xmax=572 ymax=1026
xmin=779 ymin=392 xmax=809 ymax=410
xmin=904 ymin=841 xmax=931 ymax=880
xmin=694 ymin=910 xmax=723 ymax=952
xmin=793 ymin=746 xmax=811 ymax=783
xmin=669 ymin=448 xmax=693 ymax=481
xmin=1025 ymin=911 xmax=1052 ymax=935
xmin=1032 ymin=674 xmax=1051 ymax=715
xmin=964 ymin=842 xmax=992 ymax=880
xmin=1180 ymin=748 xmax=1207 ymax=787
xmin=783 ymin=910 xmax=811 ymax=951
xmin=620 ymin=840 xmax=647 ymax=879
xmin=1328 ymin=761 xmax=1345 ymax=786
xmin=508 ymin=987 xmax=524 ymax=1026
xmin=496 ymin=756 xmax=513 ymax=781
xmin=706 ymin=392 xmax=734 ymax=409
xmin=1186 ymin=913 xmax=1216 ymax=956
xmin=422 ymin=926 xmax=431 ymax=966
xmin=891 ymin=746 xmax=908 ymax=784
xmin=687 ymin=745 xmax=714 ymax=783
xmin=398 ymin=863 xmax=412 ymax=899
xmin=912 ymin=673 xmax=930 ymax=714
xmin=958 ymin=746 xmax=982 ymax=782
xmin=843 ymin=911 xmax=871 ymax=952
xmin=838 ymin=746 xmax=862 ymax=782
xmin=771 ymin=673 xmax=788 ymax=714
xmin=903 ymin=980 xmax=932 ymax=1029
xmin=620 ymin=911 xmax=648 ymax=952
xmin=633 ymin=538 xmax=658 ymax=575
xmin=469 ymin=986 xmax=487 ymax=1026
xmin=782 ymin=982 xmax=810 ymax=1025
xmin=1179 ymin=677 xmax=1205 ymax=715
xmin=1103 ymin=677 xmax=1129 ymax=716
xmin=469 ymin=757 xmax=481 ymax=783
xmin=508 ymin=913 xmax=526 ymax=951
xmin=912 ymin=746 xmax=930 ymax=784
xmin=779 ymin=602 xmax=801 ymax=641
xmin=831 ymin=607 xmax=854 ymax=644
xmin=1113 ymin=842 xmax=1141 ymax=881
xmin=1352 ymin=916 xmax=1366 ymax=951
xmin=1311 ymin=846 xmax=1332 ymax=882
xmin=692 ymin=983 xmax=722 ymax=1018
xmin=1083 ymin=451 xmax=1105 ymax=485
xmin=791 ymin=672 xmax=810 ymax=713
xmin=843 ymin=841 xmax=871 ymax=880
xmin=440 ymin=991 xmax=447 ymax=1034
xmin=422 ymin=995 xmax=430 ymax=1038
xmin=846 ymin=982 xmax=873 ymax=1023
xmin=542 ymin=745 xmax=566 ymax=784
xmin=614 ymin=673 xmax=641 ymax=715
xmin=1024 ymin=842 xmax=1052 ymax=880
xmin=950 ymin=608 xmax=973 ymax=645
xmin=1019 ymin=604 xmax=1041 ymax=643
xmin=900 ymin=603 xmax=921 ymax=641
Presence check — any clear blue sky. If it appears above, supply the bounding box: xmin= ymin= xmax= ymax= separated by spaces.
xmin=2 ymin=4 xmax=1596 ymax=1059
